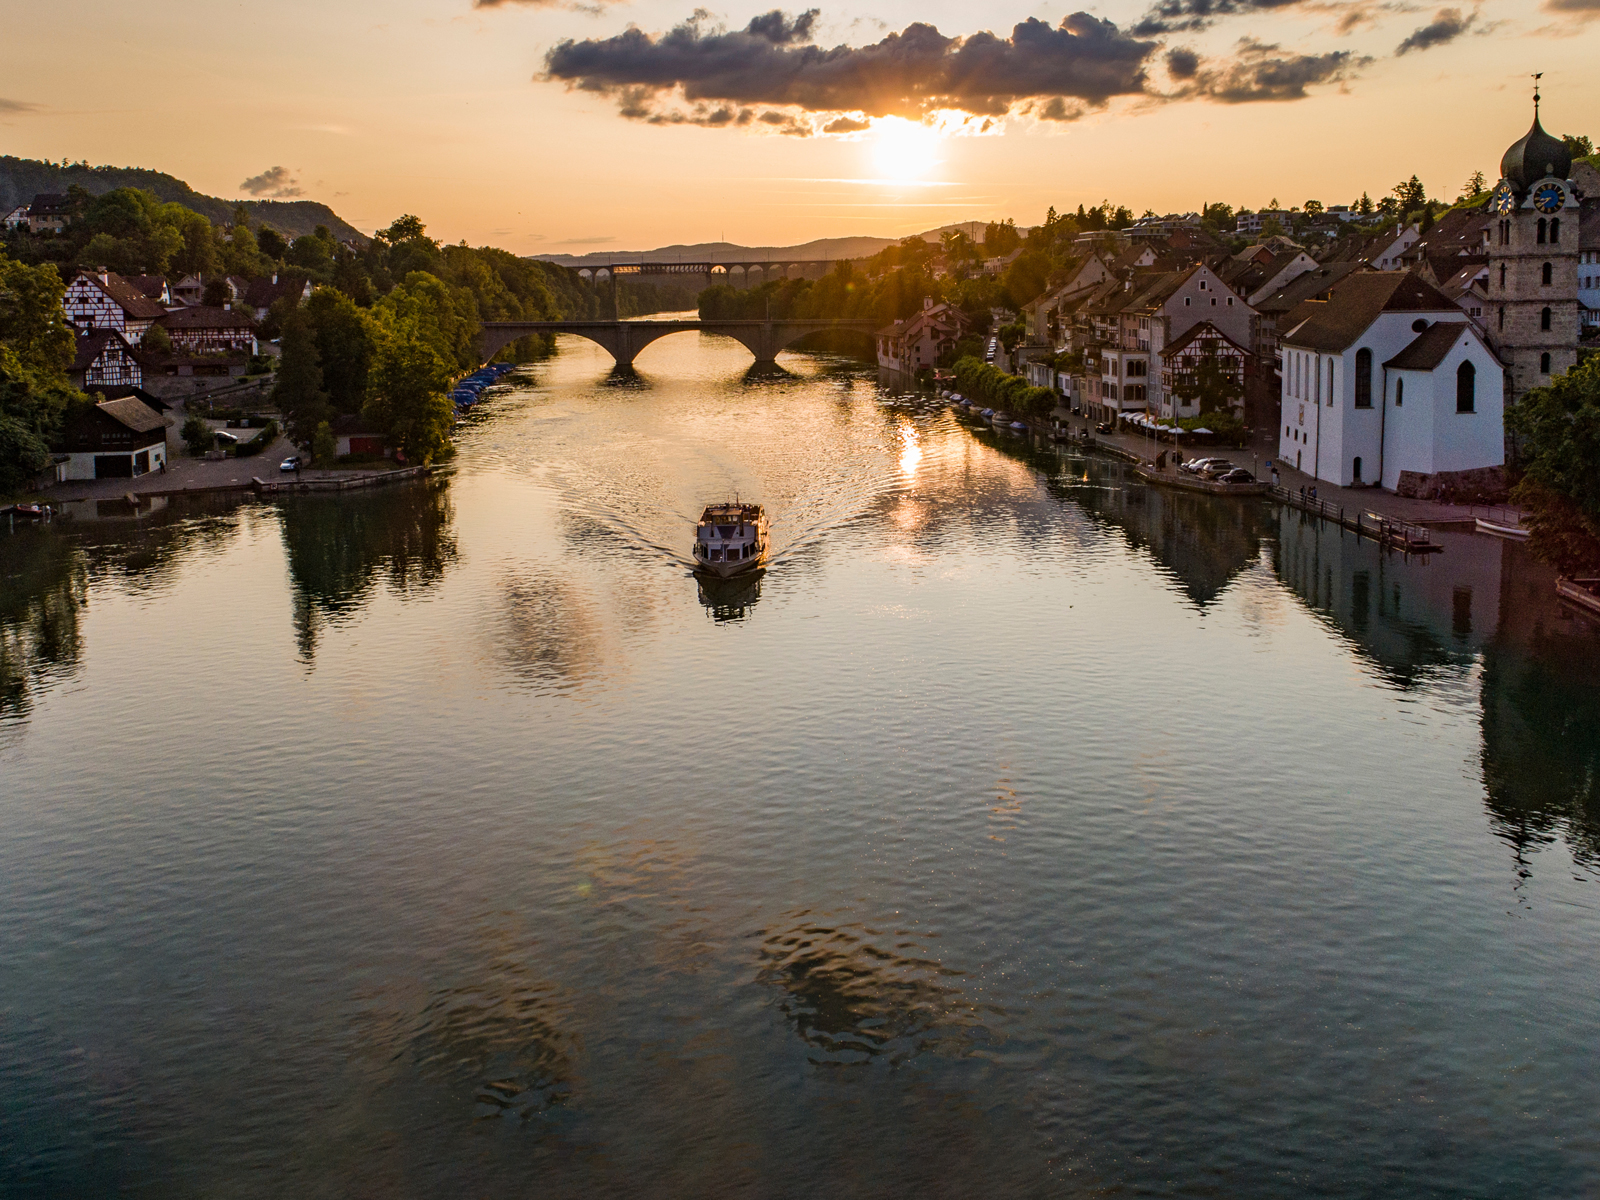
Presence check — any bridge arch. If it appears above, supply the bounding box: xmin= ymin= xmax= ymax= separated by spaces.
xmin=478 ymin=319 xmax=880 ymax=369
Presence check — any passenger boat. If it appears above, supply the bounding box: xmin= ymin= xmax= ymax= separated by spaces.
xmin=693 ymin=502 xmax=769 ymax=578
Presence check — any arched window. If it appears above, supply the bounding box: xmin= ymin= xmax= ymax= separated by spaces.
xmin=1541 ymin=307 xmax=1552 ymax=331
xmin=1499 ymin=264 xmax=1507 ymax=289
xmin=1551 ymin=218 xmax=1561 ymax=244
xmin=1541 ymin=352 xmax=1551 ymax=374
xmin=1543 ymin=262 xmax=1553 ymax=286
xmin=1498 ymin=307 xmax=1505 ymax=331
xmin=1355 ymin=347 xmax=1372 ymax=408
xmin=1395 ymin=378 xmax=1404 ymax=407
xmin=1537 ymin=218 xmax=1547 ymax=244
xmin=1456 ymin=361 xmax=1475 ymax=412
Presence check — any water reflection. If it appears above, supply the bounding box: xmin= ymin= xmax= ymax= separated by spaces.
xmin=695 ymin=568 xmax=762 ymax=622
xmin=756 ymin=917 xmax=1000 ymax=1066
xmin=0 ymin=528 xmax=87 ymax=723
xmin=278 ymin=481 xmax=458 ymax=661
xmin=497 ymin=567 xmax=604 ymax=693
xmin=1267 ymin=509 xmax=1600 ymax=879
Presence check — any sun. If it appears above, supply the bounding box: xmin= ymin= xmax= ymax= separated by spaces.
xmin=867 ymin=118 xmax=941 ymax=181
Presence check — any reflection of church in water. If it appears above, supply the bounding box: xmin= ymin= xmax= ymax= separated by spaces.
xmin=1271 ymin=509 xmax=1600 ymax=879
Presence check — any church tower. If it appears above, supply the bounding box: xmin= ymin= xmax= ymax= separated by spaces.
xmin=1485 ymin=87 xmax=1581 ymax=404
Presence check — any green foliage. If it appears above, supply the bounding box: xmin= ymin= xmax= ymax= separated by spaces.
xmin=312 ymin=420 xmax=336 ymax=467
xmin=1507 ymin=356 xmax=1600 ymax=576
xmin=983 ymin=220 xmax=1021 ymax=257
xmin=272 ymin=311 xmax=331 ymax=449
xmin=952 ymin=356 xmax=1056 ymax=415
xmin=1000 ymin=250 xmax=1051 ymax=310
xmin=181 ymin=412 xmax=213 ymax=456
xmin=1562 ymin=134 xmax=1593 ymax=159
xmin=256 ymin=226 xmax=288 ymax=261
xmin=364 ymin=280 xmax=459 ymax=463
xmin=303 ymin=288 xmax=373 ymax=413
xmin=0 ymin=254 xmax=77 ymax=494
xmin=142 ymin=322 xmax=172 ymax=354
xmin=1176 ymin=411 xmax=1247 ymax=444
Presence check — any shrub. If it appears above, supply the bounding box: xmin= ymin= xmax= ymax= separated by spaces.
xmin=181 ymin=413 xmax=213 ymax=456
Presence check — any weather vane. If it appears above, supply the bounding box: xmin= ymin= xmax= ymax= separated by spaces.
xmin=1533 ymin=72 xmax=1542 ymax=114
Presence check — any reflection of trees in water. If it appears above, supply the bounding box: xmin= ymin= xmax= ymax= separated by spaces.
xmin=278 ymin=481 xmax=458 ymax=661
xmin=498 ymin=568 xmax=603 ymax=693
xmin=695 ymin=568 xmax=762 ymax=623
xmin=756 ymin=918 xmax=1001 ymax=1066
xmin=0 ymin=530 xmax=87 ymax=722
xmin=1054 ymin=452 xmax=1272 ymax=607
xmin=1480 ymin=547 xmax=1600 ymax=880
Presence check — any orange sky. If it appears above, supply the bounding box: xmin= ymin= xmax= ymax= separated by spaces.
xmin=2 ymin=0 xmax=1595 ymax=252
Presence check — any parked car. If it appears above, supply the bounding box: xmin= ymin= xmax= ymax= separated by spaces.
xmin=279 ymin=456 xmax=302 ymax=472
xmin=1216 ymin=468 xmax=1256 ymax=484
xmin=1096 ymin=422 xmax=1114 ymax=434
xmin=213 ymin=429 xmax=239 ymax=445
xmin=1188 ymin=458 xmax=1235 ymax=476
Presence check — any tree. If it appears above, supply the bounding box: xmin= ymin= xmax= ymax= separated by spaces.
xmin=304 ymin=288 xmax=375 ymax=413
xmin=1459 ymin=170 xmax=1488 ymax=202
xmin=1303 ymin=200 xmax=1324 ymax=215
xmin=272 ymin=310 xmax=331 ymax=449
xmin=181 ymin=411 xmax=214 ymax=456
xmin=257 ymin=227 xmax=288 ymax=261
xmin=363 ymin=317 xmax=455 ymax=463
xmin=1562 ymin=134 xmax=1594 ymax=159
xmin=380 ymin=215 xmax=428 ymax=244
xmin=312 ymin=420 xmax=337 ymax=467
xmin=142 ymin=322 xmax=173 ymax=354
xmin=202 ymin=279 xmax=232 ymax=307
xmin=0 ymin=254 xmax=77 ymax=492
xmin=1506 ymin=355 xmax=1600 ymax=577
xmin=1394 ymin=175 xmax=1427 ymax=211
xmin=1356 ymin=192 xmax=1375 ymax=216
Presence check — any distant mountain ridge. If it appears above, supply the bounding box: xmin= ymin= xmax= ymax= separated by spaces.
xmin=0 ymin=156 xmax=368 ymax=244
xmin=533 ymin=222 xmax=1028 ymax=268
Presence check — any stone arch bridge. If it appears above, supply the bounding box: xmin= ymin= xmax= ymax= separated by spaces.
xmin=479 ymin=318 xmax=878 ymax=369
xmin=573 ymin=259 xmax=844 ymax=288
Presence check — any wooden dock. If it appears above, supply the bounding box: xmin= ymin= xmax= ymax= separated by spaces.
xmin=1268 ymin=485 xmax=1443 ymax=553
xmin=1556 ymin=577 xmax=1600 ymax=619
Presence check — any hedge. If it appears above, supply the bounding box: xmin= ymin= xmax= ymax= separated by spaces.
xmin=951 ymin=356 xmax=1057 ymax=416
xmin=233 ymin=420 xmax=279 ymax=458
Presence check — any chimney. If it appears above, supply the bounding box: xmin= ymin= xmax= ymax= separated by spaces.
xmin=923 ymin=295 xmax=933 ymax=310
xmin=271 ymin=273 xmax=278 ymax=285
xmin=97 ymin=266 xmax=109 ymax=283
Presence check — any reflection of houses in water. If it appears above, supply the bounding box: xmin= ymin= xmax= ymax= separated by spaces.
xmin=1061 ymin=453 xmax=1274 ymax=607
xmin=278 ymin=481 xmax=458 ymax=661
xmin=1272 ymin=511 xmax=1501 ymax=684
xmin=695 ymin=568 xmax=762 ymax=622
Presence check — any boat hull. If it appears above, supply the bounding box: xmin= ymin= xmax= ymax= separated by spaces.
xmin=696 ymin=551 xmax=768 ymax=578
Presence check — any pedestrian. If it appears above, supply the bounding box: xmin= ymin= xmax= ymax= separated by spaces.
xmin=159 ymin=458 xmax=167 ymax=475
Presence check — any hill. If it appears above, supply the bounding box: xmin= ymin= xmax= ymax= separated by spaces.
xmin=0 ymin=156 xmax=367 ymax=243
xmin=533 ymin=223 xmax=1036 ymax=268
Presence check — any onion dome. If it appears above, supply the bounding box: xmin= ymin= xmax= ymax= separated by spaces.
xmin=1500 ymin=112 xmax=1571 ymax=188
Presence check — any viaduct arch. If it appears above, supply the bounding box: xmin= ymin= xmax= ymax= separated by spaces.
xmin=479 ymin=319 xmax=878 ymax=369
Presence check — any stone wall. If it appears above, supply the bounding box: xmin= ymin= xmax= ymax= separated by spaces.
xmin=1395 ymin=464 xmax=1508 ymax=502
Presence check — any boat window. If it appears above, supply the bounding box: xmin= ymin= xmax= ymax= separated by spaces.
xmin=718 ymin=526 xmax=735 ymax=539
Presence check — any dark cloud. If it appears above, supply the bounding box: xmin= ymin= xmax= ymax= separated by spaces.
xmin=1132 ymin=0 xmax=1309 ymax=35
xmin=543 ymin=10 xmax=1157 ymax=129
xmin=1165 ymin=47 xmax=1201 ymax=78
xmin=238 ymin=166 xmax=303 ymax=198
xmin=1395 ymin=7 xmax=1475 ymax=53
xmin=1544 ymin=0 xmax=1600 ymax=11
xmin=822 ymin=114 xmax=870 ymax=133
xmin=1174 ymin=37 xmax=1368 ymax=102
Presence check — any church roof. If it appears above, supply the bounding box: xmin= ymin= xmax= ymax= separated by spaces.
xmin=1500 ymin=111 xmax=1571 ymax=189
xmin=1384 ymin=321 xmax=1474 ymax=371
xmin=1281 ymin=272 xmax=1457 ymax=352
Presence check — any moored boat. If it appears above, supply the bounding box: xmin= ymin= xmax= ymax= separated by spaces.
xmin=693 ymin=502 xmax=769 ymax=578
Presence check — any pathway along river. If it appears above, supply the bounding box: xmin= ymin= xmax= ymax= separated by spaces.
xmin=4 ymin=330 xmax=1600 ymax=1198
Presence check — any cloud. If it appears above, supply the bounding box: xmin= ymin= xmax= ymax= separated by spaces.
xmin=1171 ymin=38 xmax=1368 ymax=102
xmin=238 ymin=166 xmax=304 ymax=198
xmin=1395 ymin=7 xmax=1475 ymax=53
xmin=543 ymin=10 xmax=1158 ymax=131
xmin=0 ymin=98 xmax=40 ymax=114
xmin=822 ymin=114 xmax=871 ymax=133
xmin=1543 ymin=0 xmax=1600 ymax=11
xmin=1132 ymin=0 xmax=1312 ymax=35
xmin=561 ymin=235 xmax=618 ymax=244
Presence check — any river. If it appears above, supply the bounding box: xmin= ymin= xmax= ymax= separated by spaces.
xmin=4 ymin=329 xmax=1600 ymax=1198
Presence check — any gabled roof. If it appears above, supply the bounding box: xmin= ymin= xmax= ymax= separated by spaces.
xmin=70 ymin=329 xmax=133 ymax=372
xmin=242 ymin=274 xmax=310 ymax=310
xmin=1281 ymin=271 xmax=1456 ymax=352
xmin=76 ymin=272 xmax=168 ymax=320
xmin=84 ymin=384 xmax=169 ymax=411
xmin=1254 ymin=261 xmax=1365 ymax=315
xmin=29 ymin=193 xmax=72 ymax=216
xmin=1404 ymin=208 xmax=1489 ymax=261
xmin=1160 ymin=319 xmax=1250 ymax=360
xmin=122 ymin=275 xmax=168 ymax=301
xmin=96 ymin=396 xmax=167 ymax=434
xmin=1384 ymin=321 xmax=1473 ymax=371
xmin=156 ymin=304 xmax=256 ymax=330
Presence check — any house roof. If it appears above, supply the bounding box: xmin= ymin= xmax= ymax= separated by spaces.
xmin=122 ymin=275 xmax=168 ymax=301
xmin=70 ymin=329 xmax=132 ymax=372
xmin=1254 ymin=261 xmax=1365 ymax=315
xmin=156 ymin=305 xmax=256 ymax=330
xmin=1404 ymin=208 xmax=1489 ymax=261
xmin=96 ymin=396 xmax=167 ymax=434
xmin=29 ymin=193 xmax=72 ymax=216
xmin=78 ymin=272 xmax=168 ymax=320
xmin=84 ymin=384 xmax=169 ymax=411
xmin=1281 ymin=272 xmax=1456 ymax=352
xmin=242 ymin=274 xmax=310 ymax=310
xmin=1160 ymin=319 xmax=1249 ymax=360
xmin=1384 ymin=321 xmax=1473 ymax=371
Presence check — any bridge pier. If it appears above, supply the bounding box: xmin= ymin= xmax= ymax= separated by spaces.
xmin=477 ymin=319 xmax=877 ymax=370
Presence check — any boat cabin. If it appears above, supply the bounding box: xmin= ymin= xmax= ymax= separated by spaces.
xmin=695 ymin=503 xmax=766 ymax=568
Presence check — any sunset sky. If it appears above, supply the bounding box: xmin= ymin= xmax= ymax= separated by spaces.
xmin=2 ymin=0 xmax=1595 ymax=252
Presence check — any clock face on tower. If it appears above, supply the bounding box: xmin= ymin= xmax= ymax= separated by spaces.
xmin=1493 ymin=183 xmax=1517 ymax=215
xmin=1533 ymin=183 xmax=1564 ymax=214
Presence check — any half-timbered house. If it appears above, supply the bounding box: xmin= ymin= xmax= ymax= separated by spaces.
xmin=67 ymin=330 xmax=143 ymax=390
xmin=61 ymin=271 xmax=168 ymax=344
xmin=154 ymin=305 xmax=258 ymax=355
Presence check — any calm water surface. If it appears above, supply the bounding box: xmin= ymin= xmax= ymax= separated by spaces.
xmin=4 ymin=330 xmax=1600 ymax=1198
